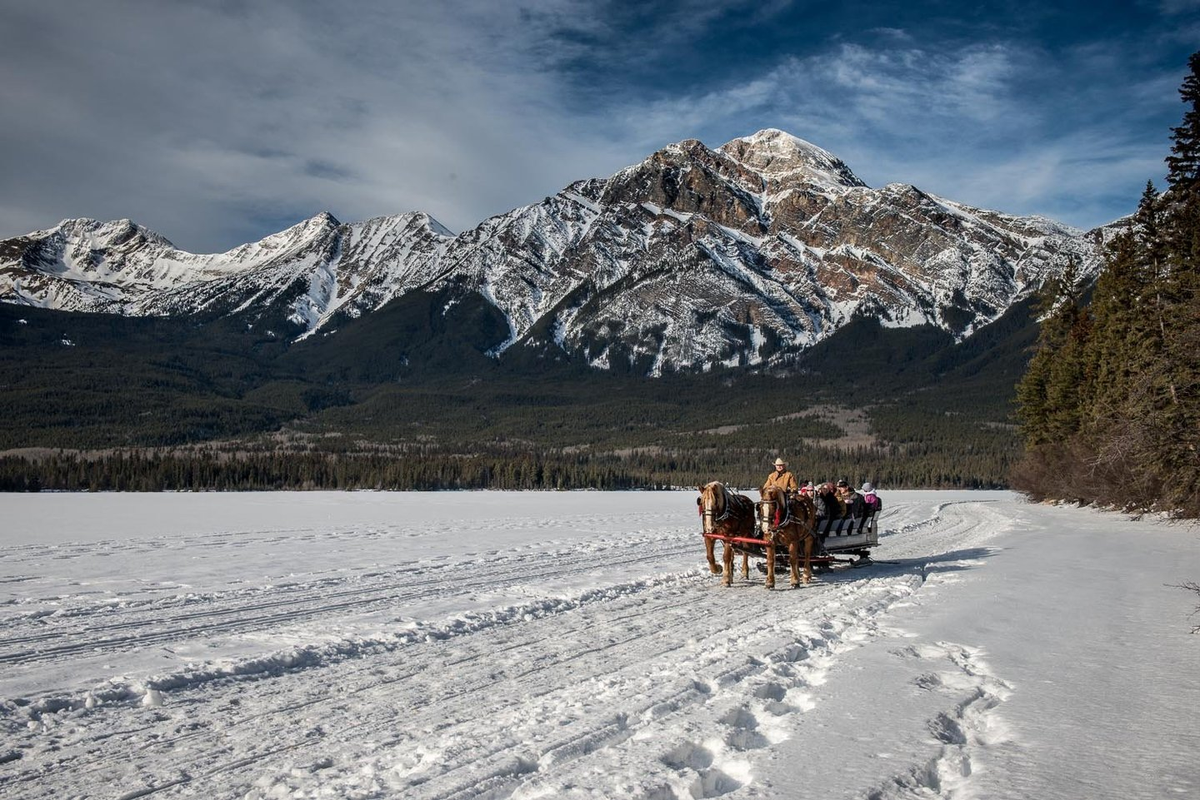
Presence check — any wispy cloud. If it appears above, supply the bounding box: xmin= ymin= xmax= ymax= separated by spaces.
xmin=0 ymin=0 xmax=630 ymax=249
xmin=0 ymin=0 xmax=1194 ymax=249
xmin=1160 ymin=0 xmax=1200 ymax=13
xmin=589 ymin=36 xmax=1186 ymax=229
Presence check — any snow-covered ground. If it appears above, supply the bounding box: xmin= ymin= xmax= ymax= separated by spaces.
xmin=1 ymin=491 xmax=1197 ymax=800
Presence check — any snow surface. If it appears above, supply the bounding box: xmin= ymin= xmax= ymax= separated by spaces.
xmin=1 ymin=491 xmax=1197 ymax=799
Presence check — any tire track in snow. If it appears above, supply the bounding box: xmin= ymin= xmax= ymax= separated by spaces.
xmin=6 ymin=572 xmax=707 ymax=798
xmin=7 ymin=568 xmax=923 ymax=799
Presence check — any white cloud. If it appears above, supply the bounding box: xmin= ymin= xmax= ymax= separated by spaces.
xmin=0 ymin=0 xmax=630 ymax=250
xmin=591 ymin=39 xmax=1178 ymax=229
xmin=0 ymin=1 xmax=1189 ymax=249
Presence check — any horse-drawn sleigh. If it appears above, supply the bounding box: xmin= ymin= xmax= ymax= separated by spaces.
xmin=696 ymin=481 xmax=881 ymax=589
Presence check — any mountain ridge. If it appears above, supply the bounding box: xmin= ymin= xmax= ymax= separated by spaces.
xmin=0 ymin=129 xmax=1115 ymax=375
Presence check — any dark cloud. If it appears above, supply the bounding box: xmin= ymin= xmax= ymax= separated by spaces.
xmin=0 ymin=0 xmax=1196 ymax=251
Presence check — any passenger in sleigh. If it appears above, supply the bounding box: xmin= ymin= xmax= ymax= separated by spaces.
xmin=837 ymin=480 xmax=864 ymax=519
xmin=814 ymin=482 xmax=841 ymax=540
xmin=860 ymin=482 xmax=882 ymax=515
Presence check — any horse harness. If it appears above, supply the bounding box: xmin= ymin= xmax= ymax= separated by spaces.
xmin=701 ymin=484 xmax=737 ymax=531
xmin=759 ymin=490 xmax=817 ymax=545
xmin=761 ymin=490 xmax=795 ymax=528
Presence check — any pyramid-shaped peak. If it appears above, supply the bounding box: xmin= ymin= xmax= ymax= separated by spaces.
xmin=720 ymin=129 xmax=867 ymax=189
xmin=308 ymin=210 xmax=342 ymax=228
xmin=279 ymin=211 xmax=342 ymax=238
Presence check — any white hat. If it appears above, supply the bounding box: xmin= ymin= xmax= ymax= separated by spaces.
xmin=861 ymin=482 xmax=874 ymax=493
xmin=774 ymin=458 xmax=786 ymax=467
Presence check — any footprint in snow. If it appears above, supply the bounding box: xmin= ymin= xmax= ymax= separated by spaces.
xmin=660 ymin=741 xmax=714 ymax=770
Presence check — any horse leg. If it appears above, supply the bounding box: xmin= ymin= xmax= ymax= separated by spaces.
xmin=722 ymin=542 xmax=733 ymax=587
xmin=741 ymin=551 xmax=749 ymax=580
xmin=789 ymin=536 xmax=801 ymax=588
xmin=802 ymin=533 xmax=813 ymax=585
xmin=706 ymin=536 xmax=721 ymax=575
xmin=765 ymin=541 xmax=776 ymax=589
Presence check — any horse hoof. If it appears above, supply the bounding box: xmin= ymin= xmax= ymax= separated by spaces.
xmin=790 ymin=582 xmax=800 ymax=589
xmin=766 ymin=583 xmax=775 ymax=590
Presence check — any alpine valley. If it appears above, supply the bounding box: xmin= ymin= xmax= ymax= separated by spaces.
xmin=0 ymin=130 xmax=1116 ymax=491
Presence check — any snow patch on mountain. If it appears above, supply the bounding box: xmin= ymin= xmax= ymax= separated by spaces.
xmin=722 ymin=128 xmax=868 ymax=189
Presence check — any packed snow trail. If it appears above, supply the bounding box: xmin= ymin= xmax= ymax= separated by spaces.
xmin=0 ymin=491 xmax=1196 ymax=799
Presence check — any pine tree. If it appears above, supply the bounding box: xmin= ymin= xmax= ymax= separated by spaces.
xmin=1166 ymin=52 xmax=1200 ymax=192
xmin=1078 ymin=185 xmax=1170 ymax=502
xmin=1151 ymin=52 xmax=1200 ymax=515
xmin=1016 ymin=259 xmax=1089 ymax=447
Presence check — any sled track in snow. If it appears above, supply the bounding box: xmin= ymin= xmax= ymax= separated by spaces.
xmin=1 ymin=499 xmax=1011 ymax=800
xmin=8 ymin=570 xmax=934 ymax=800
xmin=0 ymin=530 xmax=690 ymax=666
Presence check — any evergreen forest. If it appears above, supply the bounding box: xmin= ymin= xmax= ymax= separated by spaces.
xmin=0 ymin=299 xmax=1033 ymax=492
xmin=1013 ymin=52 xmax=1200 ymax=518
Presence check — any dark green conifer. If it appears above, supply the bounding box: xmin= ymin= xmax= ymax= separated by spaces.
xmin=1016 ymin=259 xmax=1089 ymax=447
xmin=1167 ymin=52 xmax=1200 ymax=192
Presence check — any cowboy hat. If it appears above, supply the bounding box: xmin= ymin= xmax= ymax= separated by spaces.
xmin=773 ymin=457 xmax=787 ymax=467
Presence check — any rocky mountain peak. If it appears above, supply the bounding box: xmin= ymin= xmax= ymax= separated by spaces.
xmin=48 ymin=217 xmax=176 ymax=250
xmin=720 ymin=128 xmax=867 ymax=190
xmin=1 ymin=128 xmax=1110 ymax=376
xmin=299 ymin=210 xmax=342 ymax=236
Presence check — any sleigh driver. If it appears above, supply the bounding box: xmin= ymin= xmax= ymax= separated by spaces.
xmin=764 ymin=457 xmax=798 ymax=494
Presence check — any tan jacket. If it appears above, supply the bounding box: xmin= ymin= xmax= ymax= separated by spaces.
xmin=764 ymin=470 xmax=798 ymax=492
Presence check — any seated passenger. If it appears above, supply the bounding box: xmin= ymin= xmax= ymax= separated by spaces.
xmin=812 ymin=481 xmax=841 ymax=548
xmin=798 ymin=480 xmax=816 ymax=498
xmin=814 ymin=481 xmax=839 ymax=528
xmin=860 ymin=482 xmax=882 ymax=515
xmin=837 ymin=479 xmax=864 ymax=518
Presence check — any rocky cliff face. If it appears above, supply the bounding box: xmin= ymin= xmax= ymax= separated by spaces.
xmin=0 ymin=129 xmax=1109 ymax=373
xmin=423 ymin=129 xmax=1106 ymax=372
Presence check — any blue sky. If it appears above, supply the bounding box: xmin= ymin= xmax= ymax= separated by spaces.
xmin=1 ymin=0 xmax=1198 ymax=251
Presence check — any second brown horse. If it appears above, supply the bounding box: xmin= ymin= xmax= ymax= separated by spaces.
xmin=757 ymin=485 xmax=818 ymax=588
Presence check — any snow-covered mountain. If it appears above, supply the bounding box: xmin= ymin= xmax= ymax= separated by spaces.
xmin=0 ymin=129 xmax=1110 ymax=371
xmin=0 ymin=212 xmax=453 ymax=338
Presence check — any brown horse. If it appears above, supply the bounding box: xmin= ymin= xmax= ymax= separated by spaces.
xmin=696 ymin=481 xmax=756 ymax=585
xmin=757 ymin=486 xmax=818 ymax=588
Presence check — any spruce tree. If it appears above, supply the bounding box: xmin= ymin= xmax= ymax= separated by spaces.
xmin=1167 ymin=52 xmax=1200 ymax=192
xmin=1157 ymin=52 xmax=1200 ymax=515
xmin=1016 ymin=260 xmax=1089 ymax=448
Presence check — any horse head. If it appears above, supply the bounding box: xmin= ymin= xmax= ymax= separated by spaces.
xmin=697 ymin=481 xmax=727 ymax=534
xmin=757 ymin=485 xmax=787 ymax=538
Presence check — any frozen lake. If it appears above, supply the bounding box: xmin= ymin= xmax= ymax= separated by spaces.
xmin=1 ymin=490 xmax=1197 ymax=799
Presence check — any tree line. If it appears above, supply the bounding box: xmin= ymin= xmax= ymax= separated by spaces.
xmin=1013 ymin=52 xmax=1200 ymax=517
xmin=0 ymin=429 xmax=1013 ymax=494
